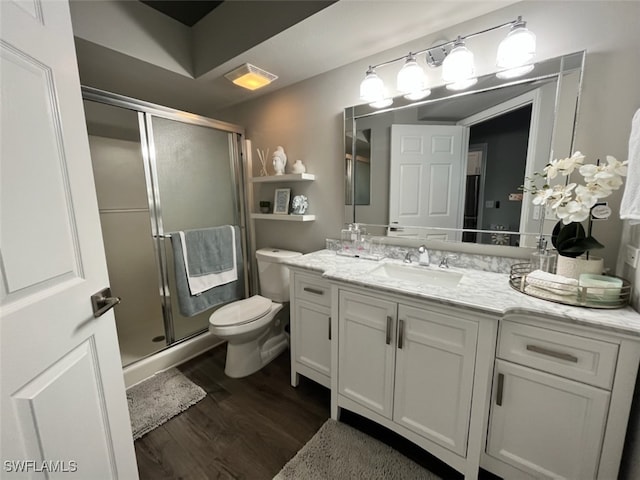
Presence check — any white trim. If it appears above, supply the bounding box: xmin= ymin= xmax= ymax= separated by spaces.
xmin=124 ymin=331 xmax=223 ymax=388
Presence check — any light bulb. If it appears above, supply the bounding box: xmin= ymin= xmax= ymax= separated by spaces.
xmin=397 ymin=54 xmax=425 ymax=95
xmin=359 ymin=68 xmax=384 ymax=103
xmin=496 ymin=19 xmax=536 ymax=69
xmin=442 ymin=38 xmax=476 ymax=85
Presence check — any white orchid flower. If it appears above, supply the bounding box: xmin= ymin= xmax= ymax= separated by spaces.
xmin=532 ymin=187 xmax=553 ymax=205
xmin=596 ymin=175 xmax=624 ymax=193
xmin=544 ymin=159 xmax=562 ymax=179
xmin=604 ymin=155 xmax=628 ymax=176
xmin=575 ymin=184 xmax=601 ymax=208
xmin=529 ymin=151 xmax=626 ymax=231
xmin=544 ymin=152 xmax=584 ymax=179
xmin=556 ymin=200 xmax=591 ymax=224
xmin=560 ymin=151 xmax=585 ymax=175
xmin=579 ymin=164 xmax=613 ymax=183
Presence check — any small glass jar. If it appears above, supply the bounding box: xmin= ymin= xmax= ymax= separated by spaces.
xmin=530 ymin=249 xmax=557 ymax=273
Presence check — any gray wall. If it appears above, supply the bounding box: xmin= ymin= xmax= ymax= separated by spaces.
xmin=215 ymin=1 xmax=640 ymax=273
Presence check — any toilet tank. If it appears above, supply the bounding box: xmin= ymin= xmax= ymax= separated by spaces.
xmin=256 ymin=248 xmax=302 ymax=302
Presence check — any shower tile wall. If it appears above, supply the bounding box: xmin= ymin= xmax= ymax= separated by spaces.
xmin=89 ymin=132 xmax=165 ymax=366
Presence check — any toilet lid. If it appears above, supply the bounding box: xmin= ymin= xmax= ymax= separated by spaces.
xmin=209 ymin=295 xmax=272 ymax=327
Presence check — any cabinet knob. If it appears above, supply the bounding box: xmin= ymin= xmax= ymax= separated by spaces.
xmin=386 ymin=316 xmax=392 ymax=345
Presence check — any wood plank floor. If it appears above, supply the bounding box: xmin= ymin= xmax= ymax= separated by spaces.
xmin=134 ymin=345 xmax=330 ymax=479
xmin=134 ymin=345 xmax=498 ymax=480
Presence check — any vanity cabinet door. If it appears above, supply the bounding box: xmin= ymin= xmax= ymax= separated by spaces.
xmin=290 ymin=272 xmax=331 ymax=388
xmin=393 ymin=304 xmax=478 ymax=456
xmin=338 ymin=291 xmax=397 ymax=419
xmin=487 ymin=359 xmax=610 ymax=479
xmin=293 ymin=299 xmax=331 ymax=380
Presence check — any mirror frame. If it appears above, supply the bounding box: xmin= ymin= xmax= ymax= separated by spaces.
xmin=344 ymin=51 xmax=585 ymax=250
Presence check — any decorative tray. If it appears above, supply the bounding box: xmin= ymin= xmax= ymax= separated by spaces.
xmin=509 ymin=263 xmax=631 ymax=309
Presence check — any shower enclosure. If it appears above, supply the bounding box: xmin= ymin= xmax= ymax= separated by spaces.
xmin=82 ymin=87 xmax=249 ymax=369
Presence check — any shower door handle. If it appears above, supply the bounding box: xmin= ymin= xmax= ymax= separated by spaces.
xmin=91 ymin=287 xmax=121 ymax=318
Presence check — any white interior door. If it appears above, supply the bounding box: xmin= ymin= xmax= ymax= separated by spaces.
xmin=389 ymin=124 xmax=465 ymax=240
xmin=1 ymin=1 xmax=138 ymax=478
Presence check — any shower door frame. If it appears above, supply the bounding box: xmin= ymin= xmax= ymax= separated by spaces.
xmin=82 ymin=86 xmax=251 ymax=346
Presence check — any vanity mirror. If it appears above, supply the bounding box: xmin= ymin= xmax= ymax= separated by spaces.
xmin=344 ymin=51 xmax=584 ymax=249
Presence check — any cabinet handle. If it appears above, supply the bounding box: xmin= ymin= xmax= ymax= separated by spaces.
xmin=328 ymin=316 xmax=332 ymax=340
xmin=303 ymin=287 xmax=324 ymax=295
xmin=496 ymin=373 xmax=504 ymax=406
xmin=385 ymin=316 xmax=392 ymax=345
xmin=398 ymin=319 xmax=405 ymax=349
xmin=526 ymin=344 xmax=579 ymax=363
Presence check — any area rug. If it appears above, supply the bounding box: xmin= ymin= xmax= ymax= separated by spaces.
xmin=127 ymin=368 xmax=206 ymax=440
xmin=274 ymin=419 xmax=442 ymax=480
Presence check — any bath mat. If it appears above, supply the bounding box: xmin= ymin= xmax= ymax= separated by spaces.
xmin=127 ymin=368 xmax=206 ymax=440
xmin=274 ymin=419 xmax=442 ymax=480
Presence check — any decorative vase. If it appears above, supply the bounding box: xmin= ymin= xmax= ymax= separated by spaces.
xmin=292 ymin=160 xmax=306 ymax=174
xmin=555 ymin=255 xmax=604 ymax=280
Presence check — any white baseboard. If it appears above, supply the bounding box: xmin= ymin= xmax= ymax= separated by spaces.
xmin=124 ymin=331 xmax=224 ymax=388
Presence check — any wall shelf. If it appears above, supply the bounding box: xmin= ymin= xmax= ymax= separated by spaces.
xmin=251 ymin=213 xmax=316 ymax=222
xmin=250 ymin=173 xmax=316 ymax=183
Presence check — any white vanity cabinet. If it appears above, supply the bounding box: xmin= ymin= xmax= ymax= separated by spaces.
xmin=337 ymin=289 xmax=481 ymax=457
xmin=289 ymin=270 xmax=331 ymax=388
xmin=484 ymin=315 xmax=639 ymax=480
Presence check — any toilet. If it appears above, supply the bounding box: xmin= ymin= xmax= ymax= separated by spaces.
xmin=209 ymin=248 xmax=302 ymax=378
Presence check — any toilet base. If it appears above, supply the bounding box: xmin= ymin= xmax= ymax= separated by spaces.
xmin=223 ymin=313 xmax=289 ymax=378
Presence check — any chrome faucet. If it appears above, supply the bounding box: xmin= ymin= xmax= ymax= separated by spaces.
xmin=439 ymin=254 xmax=458 ymax=268
xmin=404 ymin=245 xmax=429 ymax=266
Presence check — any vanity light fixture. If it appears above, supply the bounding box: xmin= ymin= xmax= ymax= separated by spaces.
xmin=442 ymin=37 xmax=477 ymax=90
xmin=496 ymin=16 xmax=536 ymax=74
xmin=224 ymin=63 xmax=278 ymax=91
xmin=397 ymin=53 xmax=431 ymax=100
xmin=359 ymin=67 xmax=385 ymax=102
xmin=358 ymin=16 xmax=536 ymax=108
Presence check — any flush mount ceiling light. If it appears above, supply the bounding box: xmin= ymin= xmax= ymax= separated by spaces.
xmin=358 ymin=16 xmax=537 ymax=109
xmin=224 ymin=63 xmax=278 ymax=91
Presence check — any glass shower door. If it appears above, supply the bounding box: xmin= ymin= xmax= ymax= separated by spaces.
xmin=84 ymin=100 xmax=166 ymax=366
xmin=148 ymin=115 xmax=245 ymax=342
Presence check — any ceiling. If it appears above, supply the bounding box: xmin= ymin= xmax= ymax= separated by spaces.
xmin=73 ymin=1 xmax=518 ymax=115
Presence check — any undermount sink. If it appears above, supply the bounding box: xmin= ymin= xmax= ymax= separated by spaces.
xmin=371 ymin=263 xmax=463 ymax=287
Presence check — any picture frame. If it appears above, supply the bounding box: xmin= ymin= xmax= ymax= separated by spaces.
xmin=273 ymin=188 xmax=291 ymax=215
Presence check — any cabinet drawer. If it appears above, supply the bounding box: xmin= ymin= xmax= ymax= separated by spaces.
xmin=498 ymin=321 xmax=618 ymax=390
xmin=295 ymin=274 xmax=330 ymax=307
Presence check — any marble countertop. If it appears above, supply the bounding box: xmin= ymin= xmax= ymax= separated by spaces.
xmin=284 ymin=249 xmax=640 ymax=337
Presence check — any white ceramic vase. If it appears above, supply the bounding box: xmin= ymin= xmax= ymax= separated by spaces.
xmin=555 ymin=255 xmax=604 ymax=280
xmin=292 ymin=160 xmax=306 ymax=174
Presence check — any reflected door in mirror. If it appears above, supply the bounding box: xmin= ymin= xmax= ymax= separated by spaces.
xmin=389 ymin=125 xmax=465 ymax=240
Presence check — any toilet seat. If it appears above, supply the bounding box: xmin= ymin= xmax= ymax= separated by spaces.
xmin=209 ymin=295 xmax=272 ymax=327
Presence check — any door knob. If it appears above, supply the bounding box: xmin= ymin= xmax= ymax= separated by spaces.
xmin=91 ymin=287 xmax=121 ymax=318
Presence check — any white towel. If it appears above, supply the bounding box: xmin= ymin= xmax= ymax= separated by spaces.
xmin=526 ymin=269 xmax=578 ymax=295
xmin=620 ymin=108 xmax=640 ymax=224
xmin=179 ymin=227 xmax=237 ymax=295
xmin=525 ymin=285 xmax=577 ymax=303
